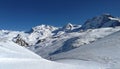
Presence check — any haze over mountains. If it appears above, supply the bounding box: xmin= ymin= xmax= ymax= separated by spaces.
xmin=1 ymin=14 xmax=120 ymax=69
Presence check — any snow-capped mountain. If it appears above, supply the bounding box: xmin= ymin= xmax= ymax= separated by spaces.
xmin=34 ymin=27 xmax=120 ymax=59
xmin=62 ymin=23 xmax=74 ymax=31
xmin=0 ymin=29 xmax=108 ymax=69
xmin=81 ymin=14 xmax=120 ymax=30
xmin=26 ymin=14 xmax=120 ymax=59
xmin=61 ymin=23 xmax=81 ymax=32
xmin=1 ymin=14 xmax=120 ymax=58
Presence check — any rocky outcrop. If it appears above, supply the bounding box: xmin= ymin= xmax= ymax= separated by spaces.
xmin=13 ymin=34 xmax=29 ymax=47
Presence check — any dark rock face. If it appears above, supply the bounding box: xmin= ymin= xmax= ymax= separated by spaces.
xmin=81 ymin=14 xmax=120 ymax=30
xmin=13 ymin=34 xmax=29 ymax=47
xmin=36 ymin=39 xmax=46 ymax=44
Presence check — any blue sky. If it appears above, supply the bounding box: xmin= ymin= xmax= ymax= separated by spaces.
xmin=0 ymin=0 xmax=120 ymax=31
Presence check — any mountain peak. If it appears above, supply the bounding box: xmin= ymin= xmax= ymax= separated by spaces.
xmin=62 ymin=23 xmax=73 ymax=31
xmin=101 ymin=13 xmax=113 ymax=17
xmin=98 ymin=13 xmax=114 ymax=20
xmin=31 ymin=24 xmax=58 ymax=33
xmin=81 ymin=14 xmax=120 ymax=30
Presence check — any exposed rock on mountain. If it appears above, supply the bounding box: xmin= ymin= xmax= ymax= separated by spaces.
xmin=13 ymin=34 xmax=29 ymax=46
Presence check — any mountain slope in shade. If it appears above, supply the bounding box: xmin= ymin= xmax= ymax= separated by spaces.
xmin=50 ymin=30 xmax=120 ymax=69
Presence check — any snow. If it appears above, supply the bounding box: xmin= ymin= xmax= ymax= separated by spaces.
xmin=1 ymin=23 xmax=120 ymax=61
xmin=0 ymin=39 xmax=107 ymax=69
xmin=109 ymin=17 xmax=120 ymax=22
xmin=56 ymin=59 xmax=107 ymax=69
xmin=1 ymin=14 xmax=120 ymax=69
xmin=33 ymin=27 xmax=120 ymax=59
xmin=50 ymin=30 xmax=120 ymax=69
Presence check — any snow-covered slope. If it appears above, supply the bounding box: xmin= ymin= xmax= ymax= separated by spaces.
xmin=0 ymin=39 xmax=107 ymax=69
xmin=33 ymin=27 xmax=120 ymax=59
xmin=50 ymin=30 xmax=120 ymax=69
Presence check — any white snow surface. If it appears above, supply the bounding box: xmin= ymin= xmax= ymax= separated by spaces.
xmin=33 ymin=27 xmax=120 ymax=59
xmin=109 ymin=17 xmax=120 ymax=22
xmin=50 ymin=30 xmax=120 ymax=69
xmin=0 ymin=39 xmax=107 ymax=69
